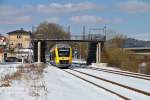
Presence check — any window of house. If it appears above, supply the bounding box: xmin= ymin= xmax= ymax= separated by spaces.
xmin=17 ymin=43 xmax=22 ymax=48
xmin=17 ymin=35 xmax=22 ymax=39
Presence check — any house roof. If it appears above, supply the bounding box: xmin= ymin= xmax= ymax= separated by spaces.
xmin=7 ymin=29 xmax=31 ymax=35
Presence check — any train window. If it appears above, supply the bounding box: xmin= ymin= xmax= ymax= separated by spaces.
xmin=58 ymin=48 xmax=70 ymax=57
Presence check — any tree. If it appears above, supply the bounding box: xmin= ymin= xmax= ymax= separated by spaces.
xmin=103 ymin=48 xmax=139 ymax=72
xmin=102 ymin=35 xmax=139 ymax=72
xmin=106 ymin=34 xmax=126 ymax=48
xmin=32 ymin=22 xmax=70 ymax=50
xmin=33 ymin=22 xmax=70 ymax=39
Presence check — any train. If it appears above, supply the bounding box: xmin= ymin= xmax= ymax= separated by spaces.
xmin=49 ymin=43 xmax=72 ymax=68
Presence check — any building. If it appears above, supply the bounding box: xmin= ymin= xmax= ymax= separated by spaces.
xmin=7 ymin=29 xmax=33 ymax=62
xmin=7 ymin=28 xmax=31 ymax=49
xmin=125 ymin=47 xmax=150 ymax=62
xmin=0 ymin=35 xmax=7 ymax=63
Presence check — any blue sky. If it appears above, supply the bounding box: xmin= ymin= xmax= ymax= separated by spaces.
xmin=0 ymin=0 xmax=150 ymax=40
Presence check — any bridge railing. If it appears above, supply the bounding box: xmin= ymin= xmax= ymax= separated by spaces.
xmin=70 ymin=34 xmax=106 ymax=41
xmin=32 ymin=34 xmax=106 ymax=41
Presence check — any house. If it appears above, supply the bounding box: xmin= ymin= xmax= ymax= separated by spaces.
xmin=7 ymin=28 xmax=33 ymax=62
xmin=7 ymin=28 xmax=31 ymax=49
xmin=0 ymin=35 xmax=7 ymax=63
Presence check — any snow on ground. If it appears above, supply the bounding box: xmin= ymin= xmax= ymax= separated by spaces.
xmin=0 ymin=64 xmax=121 ymax=100
xmin=68 ymin=69 xmax=150 ymax=100
xmin=72 ymin=59 xmax=86 ymax=64
xmin=0 ymin=63 xmax=47 ymax=100
xmin=74 ymin=68 xmax=150 ymax=93
xmin=1 ymin=62 xmax=149 ymax=100
xmin=0 ymin=63 xmax=22 ymax=82
xmin=43 ymin=66 xmax=121 ymax=100
xmin=91 ymin=63 xmax=150 ymax=77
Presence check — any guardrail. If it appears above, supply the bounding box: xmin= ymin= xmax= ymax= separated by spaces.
xmin=32 ymin=34 xmax=106 ymax=41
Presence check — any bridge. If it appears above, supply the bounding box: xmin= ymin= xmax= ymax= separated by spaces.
xmin=32 ymin=34 xmax=106 ymax=64
xmin=125 ymin=47 xmax=150 ymax=55
xmin=125 ymin=47 xmax=150 ymax=62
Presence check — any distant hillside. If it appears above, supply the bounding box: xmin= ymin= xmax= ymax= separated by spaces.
xmin=106 ymin=38 xmax=150 ymax=48
xmin=124 ymin=38 xmax=150 ymax=48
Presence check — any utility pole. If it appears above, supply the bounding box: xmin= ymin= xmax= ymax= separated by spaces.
xmin=68 ymin=25 xmax=70 ymax=34
xmin=66 ymin=25 xmax=71 ymax=40
xmin=32 ymin=26 xmax=35 ymax=33
xmin=83 ymin=26 xmax=85 ymax=40
xmin=103 ymin=25 xmax=107 ymax=40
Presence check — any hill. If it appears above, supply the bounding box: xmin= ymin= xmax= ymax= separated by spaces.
xmin=124 ymin=38 xmax=150 ymax=48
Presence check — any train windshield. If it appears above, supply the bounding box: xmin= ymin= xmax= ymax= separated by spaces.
xmin=58 ymin=48 xmax=70 ymax=57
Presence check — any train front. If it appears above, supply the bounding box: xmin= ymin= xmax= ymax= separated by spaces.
xmin=56 ymin=47 xmax=72 ymax=68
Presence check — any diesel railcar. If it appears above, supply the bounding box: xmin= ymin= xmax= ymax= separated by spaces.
xmin=50 ymin=44 xmax=72 ymax=68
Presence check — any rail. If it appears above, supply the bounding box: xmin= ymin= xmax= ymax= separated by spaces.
xmin=87 ymin=67 xmax=150 ymax=81
xmin=62 ymin=69 xmax=129 ymax=100
xmin=69 ymin=69 xmax=150 ymax=96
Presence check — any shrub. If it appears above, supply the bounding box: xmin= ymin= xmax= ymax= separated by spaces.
xmin=102 ymin=48 xmax=139 ymax=72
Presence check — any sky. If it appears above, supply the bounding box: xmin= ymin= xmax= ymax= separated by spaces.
xmin=0 ymin=0 xmax=150 ymax=40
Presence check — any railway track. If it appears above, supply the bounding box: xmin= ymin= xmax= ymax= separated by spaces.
xmin=61 ymin=68 xmax=150 ymax=100
xmin=85 ymin=67 xmax=150 ymax=81
xmin=72 ymin=63 xmax=150 ymax=81
xmin=62 ymin=69 xmax=129 ymax=100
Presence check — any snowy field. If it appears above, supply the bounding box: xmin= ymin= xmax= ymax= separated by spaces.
xmin=73 ymin=68 xmax=150 ymax=93
xmin=0 ymin=63 xmax=149 ymax=100
xmin=0 ymin=64 xmax=121 ymax=100
xmin=0 ymin=63 xmax=22 ymax=82
xmin=43 ymin=66 xmax=121 ymax=100
xmin=72 ymin=59 xmax=86 ymax=64
xmin=0 ymin=63 xmax=46 ymax=100
xmin=69 ymin=68 xmax=150 ymax=100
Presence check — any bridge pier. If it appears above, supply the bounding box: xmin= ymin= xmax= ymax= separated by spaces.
xmin=33 ymin=41 xmax=46 ymax=63
xmin=86 ymin=42 xmax=104 ymax=65
xmin=96 ymin=42 xmax=101 ymax=63
xmin=38 ymin=41 xmax=41 ymax=63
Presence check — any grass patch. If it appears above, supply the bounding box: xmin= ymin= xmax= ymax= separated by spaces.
xmin=0 ymin=70 xmax=22 ymax=87
xmin=0 ymin=63 xmax=46 ymax=87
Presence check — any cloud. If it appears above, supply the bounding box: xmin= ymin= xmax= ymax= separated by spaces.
xmin=0 ymin=6 xmax=33 ymax=25
xmin=0 ymin=2 xmax=104 ymax=25
xmin=70 ymin=15 xmax=106 ymax=24
xmin=70 ymin=15 xmax=123 ymax=24
xmin=46 ymin=17 xmax=59 ymax=23
xmin=0 ymin=15 xmax=33 ymax=24
xmin=25 ymin=2 xmax=104 ymax=15
xmin=116 ymin=1 xmax=150 ymax=13
xmin=0 ymin=6 xmax=23 ymax=16
xmin=111 ymin=18 xmax=123 ymax=23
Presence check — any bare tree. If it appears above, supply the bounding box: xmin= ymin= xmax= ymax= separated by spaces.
xmin=33 ymin=22 xmax=70 ymax=39
xmin=106 ymin=34 xmax=126 ymax=48
xmin=102 ymin=34 xmax=139 ymax=72
xmin=32 ymin=22 xmax=70 ymax=50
